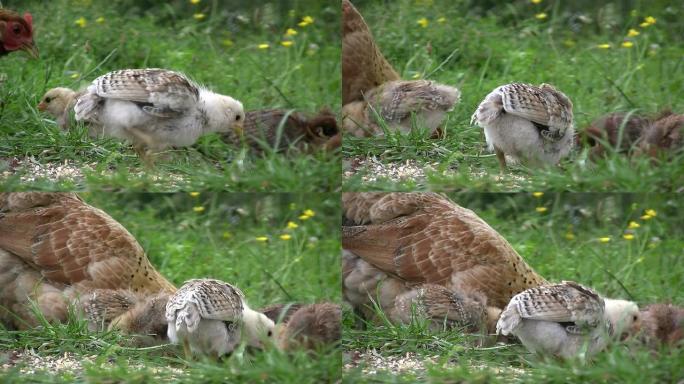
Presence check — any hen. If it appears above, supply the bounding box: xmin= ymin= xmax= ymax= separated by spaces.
xmin=342 ymin=80 xmax=460 ymax=137
xmin=342 ymin=192 xmax=547 ymax=330
xmin=342 ymin=0 xmax=400 ymax=105
xmin=165 ymin=279 xmax=274 ymax=358
xmin=496 ymin=281 xmax=639 ymax=359
xmin=471 ymin=83 xmax=574 ymax=169
xmin=0 ymin=192 xmax=176 ymax=330
xmin=74 ymin=68 xmax=245 ymax=163
xmin=0 ymin=9 xmax=38 ymax=58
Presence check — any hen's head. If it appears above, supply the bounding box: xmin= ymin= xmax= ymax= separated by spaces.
xmin=1 ymin=11 xmax=38 ymax=58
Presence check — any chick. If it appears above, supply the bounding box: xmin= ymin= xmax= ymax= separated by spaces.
xmin=165 ymin=279 xmax=274 ymax=359
xmin=634 ymin=303 xmax=684 ymax=348
xmin=74 ymin=68 xmax=245 ymax=164
xmin=496 ymin=281 xmax=639 ymax=359
xmin=580 ymin=112 xmax=650 ymax=159
xmin=37 ymin=87 xmax=82 ymax=131
xmin=639 ymin=112 xmax=684 ymax=159
xmin=471 ymin=83 xmax=574 ymax=169
xmin=275 ymin=303 xmax=341 ymax=351
xmin=342 ymin=80 xmax=460 ymax=137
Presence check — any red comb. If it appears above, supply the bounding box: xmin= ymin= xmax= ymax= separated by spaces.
xmin=23 ymin=12 xmax=33 ymax=29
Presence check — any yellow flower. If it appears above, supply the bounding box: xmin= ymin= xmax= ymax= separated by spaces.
xmin=222 ymin=231 xmax=232 ymax=239
xmin=189 ymin=192 xmax=200 ymax=197
xmin=645 ymin=209 xmax=657 ymax=217
xmin=535 ymin=206 xmax=548 ymax=213
xmin=535 ymin=13 xmax=547 ymax=20
xmin=96 ymin=16 xmax=105 ymax=24
xmin=640 ymin=214 xmax=652 ymax=220
xmin=299 ymin=214 xmax=310 ymax=220
xmin=565 ymin=232 xmax=575 ymax=240
xmin=437 ymin=17 xmax=446 ymax=24
xmin=412 ymin=73 xmax=422 ymax=79
xmin=531 ymin=0 xmax=542 ymax=3
xmin=285 ymin=28 xmax=297 ymax=36
xmin=597 ymin=43 xmax=611 ymax=49
xmin=279 ymin=234 xmax=292 ymax=241
xmin=222 ymin=39 xmax=234 ymax=47
xmin=599 ymin=237 xmax=611 ymax=243
xmin=417 ymin=17 xmax=429 ymax=28
xmin=70 ymin=73 xmax=80 ymax=79
xmin=298 ymin=16 xmax=314 ymax=27
xmin=563 ymin=39 xmax=576 ymax=48
xmin=193 ymin=206 xmax=205 ymax=213
xmin=627 ymin=28 xmax=640 ymax=37
xmin=623 ymin=233 xmax=635 ymax=240
xmin=75 ymin=17 xmax=87 ymax=28
xmin=258 ymin=43 xmax=270 ymax=49
xmin=630 ymin=9 xmax=638 ymax=17
xmin=644 ymin=16 xmax=656 ymax=25
xmin=621 ymin=41 xmax=634 ymax=48
xmin=639 ymin=22 xmax=650 ymax=27
xmin=303 ymin=209 xmax=315 ymax=217
xmin=287 ymin=221 xmax=299 ymax=229
xmin=532 ymin=192 xmax=544 ymax=198
xmin=628 ymin=221 xmax=640 ymax=229
xmin=255 ymin=236 xmax=269 ymax=242
xmin=280 ymin=41 xmax=294 ymax=47
xmin=193 ymin=13 xmax=206 ymax=20
xmin=190 ymin=0 xmax=200 ymax=4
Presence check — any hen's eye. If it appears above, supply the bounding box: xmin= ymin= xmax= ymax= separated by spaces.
xmin=12 ymin=25 xmax=21 ymax=34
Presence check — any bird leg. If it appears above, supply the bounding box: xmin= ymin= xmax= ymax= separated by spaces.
xmin=494 ymin=146 xmax=507 ymax=172
xmin=183 ymin=338 xmax=192 ymax=360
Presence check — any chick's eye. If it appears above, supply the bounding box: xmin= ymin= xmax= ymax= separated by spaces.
xmin=267 ymin=330 xmax=273 ymax=337
xmin=45 ymin=97 xmax=52 ymax=103
xmin=235 ymin=115 xmax=241 ymax=121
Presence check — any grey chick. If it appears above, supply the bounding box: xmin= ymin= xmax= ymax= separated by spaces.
xmin=81 ymin=289 xmax=171 ymax=347
xmin=496 ymin=281 xmax=639 ymax=359
xmin=342 ymin=80 xmax=460 ymax=137
xmin=471 ymin=83 xmax=574 ymax=169
xmin=165 ymin=279 xmax=274 ymax=359
xmin=275 ymin=303 xmax=341 ymax=351
xmin=390 ymin=284 xmax=501 ymax=334
xmin=232 ymin=109 xmax=339 ymax=153
xmin=74 ymin=68 xmax=245 ymax=164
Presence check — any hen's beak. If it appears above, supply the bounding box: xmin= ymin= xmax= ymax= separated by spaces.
xmin=37 ymin=102 xmax=47 ymax=111
xmin=21 ymin=41 xmax=39 ymax=59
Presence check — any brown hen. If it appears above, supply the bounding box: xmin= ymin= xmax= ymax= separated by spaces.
xmin=0 ymin=192 xmax=175 ymax=329
xmin=342 ymin=193 xmax=547 ymax=329
xmin=0 ymin=9 xmax=38 ymax=58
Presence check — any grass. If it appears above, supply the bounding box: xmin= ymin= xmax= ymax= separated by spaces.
xmin=0 ymin=0 xmax=340 ymax=192
xmin=342 ymin=0 xmax=684 ymax=192
xmin=0 ymin=192 xmax=341 ymax=383
xmin=343 ymin=192 xmax=684 ymax=383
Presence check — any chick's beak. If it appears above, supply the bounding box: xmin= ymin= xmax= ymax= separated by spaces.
xmin=233 ymin=120 xmax=244 ymax=137
xmin=22 ymin=41 xmax=39 ymax=59
xmin=37 ymin=102 xmax=46 ymax=111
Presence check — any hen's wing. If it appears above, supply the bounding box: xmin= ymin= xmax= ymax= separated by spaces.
xmin=90 ymin=68 xmax=200 ymax=117
xmin=0 ymin=192 xmax=175 ymax=294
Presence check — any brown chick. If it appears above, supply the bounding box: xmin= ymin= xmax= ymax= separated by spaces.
xmin=342 ymin=192 xmax=547 ymax=328
xmin=258 ymin=302 xmax=304 ymax=324
xmin=390 ymin=283 xmax=500 ymax=333
xmin=229 ymin=109 xmax=339 ymax=153
xmin=580 ymin=112 xmax=650 ymax=159
xmin=81 ymin=289 xmax=171 ymax=347
xmin=0 ymin=9 xmax=38 ymax=58
xmin=276 ymin=303 xmax=341 ymax=351
xmin=634 ymin=303 xmax=684 ymax=348
xmin=342 ymin=0 xmax=400 ymax=105
xmin=0 ymin=192 xmax=176 ymax=329
xmin=342 ymin=80 xmax=460 ymax=137
xmin=639 ymin=112 xmax=684 ymax=159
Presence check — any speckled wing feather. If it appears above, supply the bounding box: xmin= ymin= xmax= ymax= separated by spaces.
xmin=499 ymin=83 xmax=573 ymax=139
xmin=166 ymin=279 xmax=244 ymax=322
xmin=342 ymin=193 xmax=548 ymax=308
xmin=510 ymin=281 xmax=605 ymax=327
xmin=366 ymin=81 xmax=459 ymax=123
xmin=0 ymin=192 xmax=175 ymax=294
xmin=91 ymin=68 xmax=199 ymax=116
xmin=342 ymin=0 xmax=400 ymax=105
